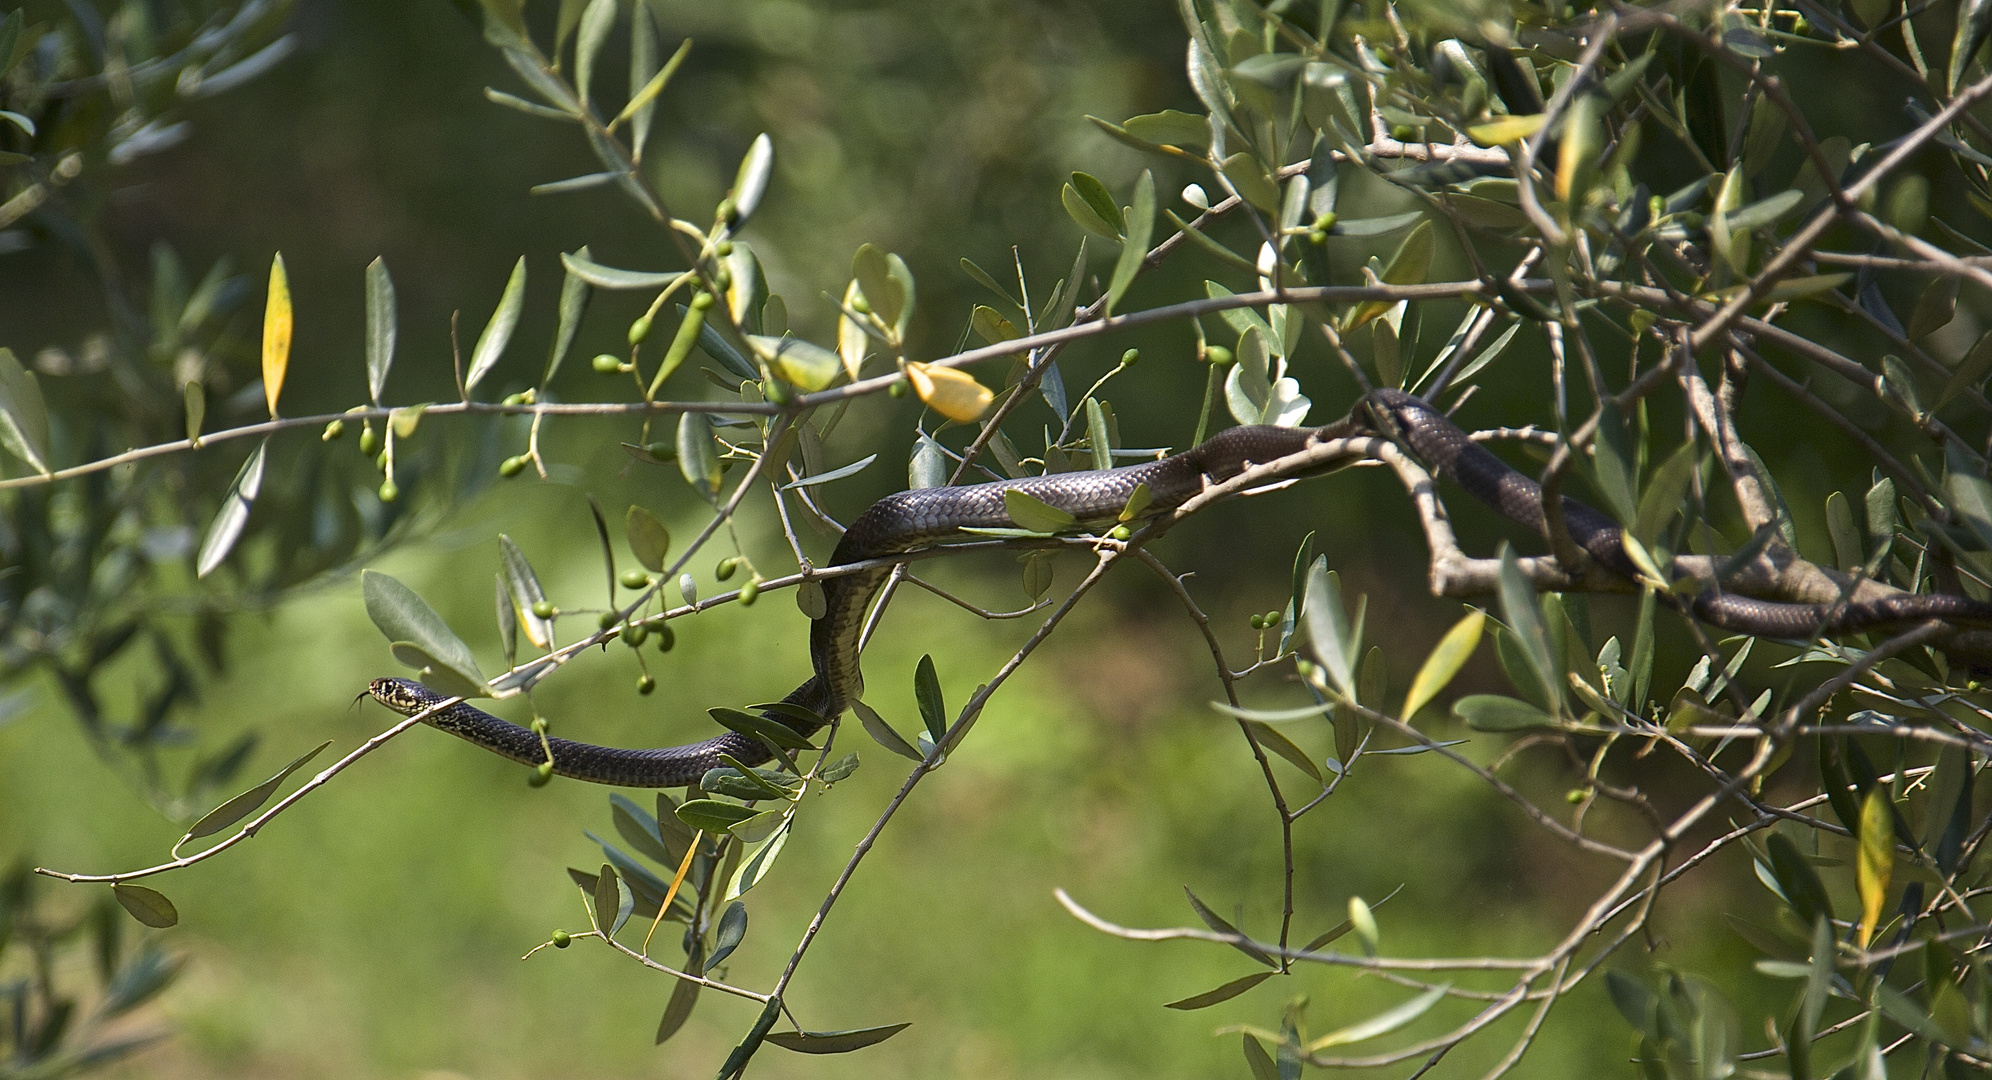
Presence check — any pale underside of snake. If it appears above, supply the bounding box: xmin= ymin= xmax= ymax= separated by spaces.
xmin=369 ymin=389 xmax=1992 ymax=787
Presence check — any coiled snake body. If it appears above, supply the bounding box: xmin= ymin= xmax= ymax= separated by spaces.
xmin=370 ymin=389 xmax=1992 ymax=786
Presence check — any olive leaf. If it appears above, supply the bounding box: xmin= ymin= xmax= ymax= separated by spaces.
xmin=465 ymin=255 xmax=526 ymax=393
xmin=362 ymin=570 xmax=488 ymax=695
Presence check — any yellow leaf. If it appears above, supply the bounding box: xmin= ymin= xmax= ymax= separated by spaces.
xmin=1467 ymin=113 xmax=1545 ymax=147
xmin=904 ymin=362 xmax=993 ymax=422
xmin=261 ymin=253 xmax=293 ymax=419
xmin=1401 ymin=610 xmax=1484 ymax=720
xmin=1857 ymin=786 xmax=1893 ymax=948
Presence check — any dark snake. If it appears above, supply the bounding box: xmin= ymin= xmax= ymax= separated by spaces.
xmin=370 ymin=389 xmax=1992 ymax=786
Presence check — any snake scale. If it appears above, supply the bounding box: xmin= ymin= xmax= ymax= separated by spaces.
xmin=370 ymin=389 xmax=1992 ymax=786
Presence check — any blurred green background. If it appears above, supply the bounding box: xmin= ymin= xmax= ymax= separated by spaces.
xmin=0 ymin=1 xmax=1816 ymax=1077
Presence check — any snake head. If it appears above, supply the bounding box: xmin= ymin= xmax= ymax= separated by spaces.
xmin=368 ymin=676 xmax=438 ymax=715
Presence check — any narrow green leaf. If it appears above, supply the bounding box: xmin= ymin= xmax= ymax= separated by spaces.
xmin=625 ymin=506 xmax=670 ymax=572
xmin=497 ymin=535 xmax=553 ymax=650
xmin=1402 ymin=610 xmax=1485 ymax=719
xmin=618 ymin=38 xmax=691 ymax=134
xmin=1020 ymin=553 xmax=1054 ymax=600
xmin=706 ymin=755 xmax=796 ymax=801
xmin=852 ymin=244 xmax=907 ymax=339
xmin=1453 ymin=694 xmax=1557 ymax=730
xmin=196 ymin=439 xmax=269 ymax=578
xmin=389 ymin=642 xmax=484 ymax=699
xmin=1946 ymin=444 xmax=1992 ymax=550
xmin=1952 ymin=0 xmax=1992 ymax=93
xmin=573 ymin=0 xmax=614 ymax=109
xmin=1591 ymin=399 xmax=1638 ymax=524
xmin=360 ymin=258 xmax=397 ymax=405
xmin=559 ymin=251 xmax=680 ymax=290
xmin=959 ymin=257 xmax=1022 ymax=309
xmin=545 ymin=245 xmax=593 ymax=384
xmin=465 ymin=256 xmax=527 ymax=393
xmin=674 ymin=799 xmax=760 ymax=832
xmin=1800 ymin=916 xmax=1832 ymax=1040
xmin=970 ymin=305 xmax=1020 ymax=346
xmin=725 ymin=818 xmax=791 ymax=901
xmin=1105 ymin=169 xmax=1155 ymax=315
xmin=1123 ymin=108 xmax=1210 ymax=146
xmin=1875 ymin=983 xmax=1952 ymax=1047
xmin=1184 ymin=887 xmax=1277 ymax=968
xmin=655 ymin=975 xmax=700 ymax=1044
xmin=1825 ymin=491 xmax=1862 ymax=571
xmin=1164 ymin=209 xmax=1258 ymax=273
xmin=707 ymin=901 xmax=749 ymax=968
xmin=112 ymin=884 xmax=178 ymax=929
xmin=183 ymin=382 xmax=204 ymax=447
xmin=1306 ymin=984 xmax=1448 ymax=1050
xmin=782 ymin=453 xmax=877 ymax=490
xmin=914 ymin=655 xmax=947 ymax=743
xmin=1358 ymin=647 xmax=1388 ymax=711
xmin=485 ymin=87 xmax=576 ymax=120
xmin=1865 ymin=477 xmax=1897 ymax=575
xmin=1061 ymin=182 xmax=1121 ymax=239
xmin=1935 ymin=329 xmax=1992 ymax=414
xmin=361 ymin=569 xmax=488 ymax=693
xmin=591 ymin=862 xmax=620 ymax=933
xmin=708 ymin=707 xmax=817 ymax=751
xmin=1766 ymin=833 xmax=1835 ymax=925
xmin=677 ymin=412 xmax=722 ymax=499
xmin=1908 ymin=274 xmax=1961 ymax=340
xmin=0 ymin=11 xmax=21 ymax=80
xmin=1243 ymin=1035 xmax=1280 ymax=1080
xmin=179 ymin=740 xmax=331 ymax=844
xmin=765 ymin=1023 xmax=912 ymax=1054
xmin=1724 ymin=188 xmax=1805 ymax=231
xmin=1084 ymin=398 xmax=1113 ymax=470
xmin=611 ymin=793 xmax=677 ymax=866
xmin=1003 ymin=488 xmax=1079 ymax=533
xmin=1164 ymin=971 xmax=1275 ymax=1010
xmin=1070 ymin=171 xmax=1124 ymax=234
xmin=1304 ymin=560 xmax=1355 ymax=696
xmin=0 ymin=347 xmax=52 ymax=474
xmin=1347 ymin=220 xmax=1436 ymax=330
xmin=623 ymin=1 xmax=657 ymax=150
xmin=748 ymin=335 xmax=840 ymax=392
xmin=819 ymin=751 xmax=860 ymax=783
xmin=730 ymin=133 xmax=774 ymax=225
xmin=1495 ymin=547 xmax=1558 ymax=712
xmin=1328 ymin=210 xmax=1426 ymax=237
xmin=1348 ymin=896 xmax=1379 ymax=956
xmin=853 ymin=699 xmax=921 ymax=761
xmin=1245 ymin=721 xmax=1324 ymax=784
